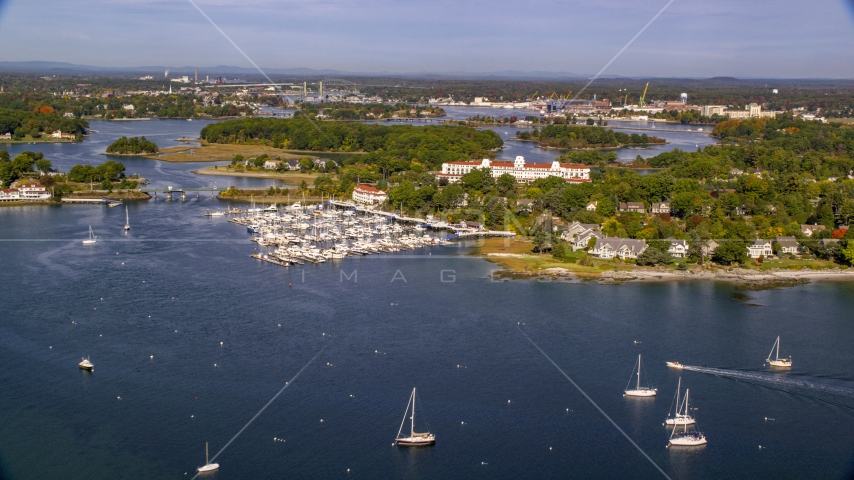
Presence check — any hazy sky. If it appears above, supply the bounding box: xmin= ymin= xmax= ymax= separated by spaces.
xmin=1 ymin=0 xmax=854 ymax=77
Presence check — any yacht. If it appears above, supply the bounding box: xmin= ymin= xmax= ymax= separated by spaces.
xmin=395 ymin=388 xmax=436 ymax=447
xmin=82 ymin=226 xmax=97 ymax=245
xmin=624 ymin=354 xmax=657 ymax=397
xmin=668 ymin=389 xmax=707 ymax=447
xmin=766 ymin=336 xmax=792 ymax=367
xmin=665 ymin=378 xmax=695 ymax=426
xmin=665 ymin=361 xmax=684 ymax=369
xmin=78 ymin=357 xmax=94 ymax=371
xmin=197 ymin=442 xmax=219 ymax=473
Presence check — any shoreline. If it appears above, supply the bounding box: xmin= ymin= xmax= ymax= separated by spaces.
xmin=192 ymin=166 xmax=316 ymax=185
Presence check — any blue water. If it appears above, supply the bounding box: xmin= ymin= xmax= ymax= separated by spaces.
xmin=2 ymin=118 xmax=854 ymax=480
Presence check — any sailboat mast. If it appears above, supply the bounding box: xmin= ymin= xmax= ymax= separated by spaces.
xmin=411 ymin=388 xmax=416 ymax=437
xmin=676 ymin=377 xmax=681 ymax=415
xmin=777 ymin=336 xmax=781 ymax=361
xmin=637 ymin=355 xmax=641 ymax=390
xmin=205 ymin=442 xmax=209 ymax=464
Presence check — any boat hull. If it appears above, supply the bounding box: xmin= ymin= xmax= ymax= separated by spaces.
xmin=669 ymin=435 xmax=707 ymax=446
xmin=665 ymin=416 xmax=696 ymax=426
xmin=768 ymin=360 xmax=792 ymax=367
xmin=396 ymin=437 xmax=435 ymax=447
xmin=624 ymin=389 xmax=657 ymax=397
xmin=78 ymin=365 xmax=93 ymax=371
xmin=197 ymin=463 xmax=219 ymax=473
xmin=666 ymin=362 xmax=683 ymax=369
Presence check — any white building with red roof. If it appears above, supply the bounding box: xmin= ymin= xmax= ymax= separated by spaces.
xmin=437 ymin=156 xmax=590 ymax=184
xmin=352 ymin=184 xmax=387 ymax=205
xmin=0 ymin=183 xmax=51 ymax=202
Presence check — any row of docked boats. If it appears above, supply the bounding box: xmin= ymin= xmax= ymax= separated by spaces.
xmin=224 ymin=202 xmax=453 ymax=265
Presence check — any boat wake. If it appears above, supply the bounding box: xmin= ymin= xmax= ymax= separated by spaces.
xmin=682 ymin=365 xmax=854 ymax=403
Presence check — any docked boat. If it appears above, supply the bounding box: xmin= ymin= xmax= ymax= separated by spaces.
xmin=123 ymin=206 xmax=130 ymax=231
xmin=665 ymin=378 xmax=695 ymax=426
xmin=666 ymin=361 xmax=684 ymax=369
xmin=82 ymin=226 xmax=97 ymax=245
xmin=78 ymin=357 xmax=94 ymax=371
xmin=668 ymin=389 xmax=706 ymax=447
xmin=395 ymin=388 xmax=435 ymax=447
xmin=766 ymin=336 xmax=792 ymax=367
xmin=624 ymin=354 xmax=657 ymax=397
xmin=196 ymin=442 xmax=219 ymax=473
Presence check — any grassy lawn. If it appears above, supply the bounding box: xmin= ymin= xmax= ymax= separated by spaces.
xmin=752 ymin=257 xmax=839 ymax=271
xmin=144 ymin=143 xmax=314 ymax=163
xmin=472 ymin=237 xmax=620 ymax=277
xmin=193 ymin=166 xmax=320 ymax=185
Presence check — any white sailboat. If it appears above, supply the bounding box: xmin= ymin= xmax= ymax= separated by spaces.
xmin=123 ymin=206 xmax=130 ymax=231
xmin=668 ymin=389 xmax=706 ymax=447
xmin=82 ymin=225 xmax=97 ymax=245
xmin=766 ymin=336 xmax=792 ymax=367
xmin=665 ymin=378 xmax=695 ymax=426
xmin=196 ymin=442 xmax=219 ymax=473
xmin=395 ymin=388 xmax=435 ymax=447
xmin=624 ymin=354 xmax=657 ymax=397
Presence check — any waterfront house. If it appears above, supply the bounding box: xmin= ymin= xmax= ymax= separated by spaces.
xmin=571 ymin=228 xmax=602 ymax=251
xmin=747 ymin=239 xmax=773 ymax=259
xmin=650 ymin=202 xmax=670 ymax=214
xmin=352 ymin=184 xmax=387 ymax=205
xmin=618 ymin=202 xmax=645 ymax=213
xmin=701 ymin=239 xmax=720 ymax=257
xmin=0 ymin=132 xmax=11 ymax=140
xmin=666 ymin=238 xmax=689 ymax=258
xmin=515 ymin=199 xmax=534 ymax=213
xmin=16 ymin=183 xmax=51 ymax=200
xmin=773 ymin=236 xmax=801 ymax=255
xmin=437 ymin=156 xmax=590 ymax=184
xmin=0 ymin=188 xmax=21 ymax=201
xmin=263 ymin=160 xmax=279 ymax=170
xmin=586 ymin=201 xmax=598 ymax=211
xmin=563 ymin=221 xmax=601 ymax=241
xmin=460 ymin=220 xmax=484 ymax=231
xmin=591 ymin=237 xmax=647 ymax=259
xmin=800 ymin=224 xmax=826 ymax=237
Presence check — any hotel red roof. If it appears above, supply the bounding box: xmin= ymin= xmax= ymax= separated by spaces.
xmin=354 ymin=184 xmax=385 ymax=194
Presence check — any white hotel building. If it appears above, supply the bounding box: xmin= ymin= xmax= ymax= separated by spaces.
xmin=437 ymin=156 xmax=590 ymax=184
xmin=352 ymin=184 xmax=388 ymax=205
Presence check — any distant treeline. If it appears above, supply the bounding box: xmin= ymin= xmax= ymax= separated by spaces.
xmin=295 ymin=102 xmax=445 ymax=120
xmin=106 ymin=136 xmax=158 ymax=155
xmin=200 ymin=118 xmax=502 ymax=172
xmin=0 ymin=107 xmax=88 ymax=139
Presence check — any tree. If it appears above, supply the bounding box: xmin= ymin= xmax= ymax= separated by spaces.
xmin=636 ymin=248 xmax=672 ymax=266
xmin=459 ymin=168 xmax=495 ymax=194
xmin=35 ymin=159 xmax=52 ymax=174
xmin=496 ymin=173 xmax=516 ymax=197
xmin=712 ymin=240 xmax=748 ymax=265
xmin=596 ymin=197 xmax=616 ymax=217
xmin=841 ymin=241 xmax=854 ymax=266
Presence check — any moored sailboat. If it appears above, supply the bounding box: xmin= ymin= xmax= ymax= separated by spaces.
xmin=668 ymin=388 xmax=706 ymax=447
xmin=766 ymin=336 xmax=792 ymax=367
xmin=395 ymin=388 xmax=435 ymax=447
xmin=624 ymin=354 xmax=657 ymax=397
xmin=197 ymin=442 xmax=219 ymax=473
xmin=82 ymin=225 xmax=97 ymax=245
xmin=665 ymin=378 xmax=695 ymax=426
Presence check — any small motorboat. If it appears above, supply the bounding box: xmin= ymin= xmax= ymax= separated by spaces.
xmin=666 ymin=361 xmax=684 ymax=369
xmin=78 ymin=357 xmax=94 ymax=371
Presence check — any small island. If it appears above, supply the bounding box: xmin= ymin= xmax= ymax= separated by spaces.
xmin=106 ymin=136 xmax=159 ymax=155
xmin=515 ymin=125 xmax=666 ymax=150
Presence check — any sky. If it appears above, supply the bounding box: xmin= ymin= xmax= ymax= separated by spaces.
xmin=1 ymin=0 xmax=854 ymax=78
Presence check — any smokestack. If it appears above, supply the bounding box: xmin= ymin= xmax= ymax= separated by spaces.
xmin=194 ymin=67 xmax=198 ymax=83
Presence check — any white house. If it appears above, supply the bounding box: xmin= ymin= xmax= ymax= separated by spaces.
xmin=263 ymin=160 xmax=279 ymax=170
xmin=570 ymin=228 xmax=602 ymax=251
xmin=0 ymin=132 xmax=11 ymax=140
xmin=650 ymin=202 xmax=670 ymax=214
xmin=122 ymin=104 xmax=135 ymax=111
xmin=586 ymin=201 xmax=598 ymax=211
xmin=747 ymin=239 xmax=773 ymax=259
xmin=591 ymin=237 xmax=647 ymax=259
xmin=666 ymin=238 xmax=689 ymax=258
xmin=562 ymin=221 xmax=601 ymax=241
xmin=0 ymin=189 xmax=21 ymax=201
xmin=773 ymin=236 xmax=801 ymax=255
xmin=800 ymin=224 xmax=826 ymax=237
xmin=17 ymin=183 xmax=51 ymax=200
xmin=352 ymin=184 xmax=387 ymax=205
xmin=437 ymin=156 xmax=590 ymax=184
xmin=619 ymin=202 xmax=645 ymax=213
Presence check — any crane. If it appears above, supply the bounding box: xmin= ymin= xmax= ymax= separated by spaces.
xmin=639 ymin=82 xmax=650 ymax=107
xmin=623 ymin=94 xmax=628 ymax=107
xmin=529 ymin=91 xmax=539 ymax=101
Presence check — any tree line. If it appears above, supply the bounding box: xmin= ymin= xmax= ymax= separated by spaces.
xmin=106 ymin=136 xmax=159 ymax=155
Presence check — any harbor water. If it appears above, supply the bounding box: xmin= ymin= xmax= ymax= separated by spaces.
xmin=1 ymin=117 xmax=853 ymax=480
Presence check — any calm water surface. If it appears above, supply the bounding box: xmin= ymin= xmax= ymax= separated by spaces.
xmin=1 ymin=118 xmax=853 ymax=480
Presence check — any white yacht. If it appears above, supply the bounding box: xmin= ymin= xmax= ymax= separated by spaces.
xmin=395 ymin=388 xmax=435 ymax=447
xmin=665 ymin=361 xmax=684 ymax=369
xmin=668 ymin=389 xmax=707 ymax=447
xmin=82 ymin=226 xmax=97 ymax=245
xmin=665 ymin=378 xmax=695 ymax=426
xmin=78 ymin=357 xmax=94 ymax=371
xmin=197 ymin=442 xmax=219 ymax=473
xmin=624 ymin=354 xmax=657 ymax=397
xmin=766 ymin=336 xmax=792 ymax=368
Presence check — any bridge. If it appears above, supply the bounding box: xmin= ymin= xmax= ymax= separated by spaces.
xmin=139 ymin=187 xmax=221 ymax=201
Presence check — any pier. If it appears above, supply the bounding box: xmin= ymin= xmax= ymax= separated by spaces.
xmin=140 ymin=187 xmax=220 ymax=201
xmin=61 ymin=197 xmax=123 ymax=207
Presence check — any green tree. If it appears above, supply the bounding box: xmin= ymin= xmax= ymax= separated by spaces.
xmin=459 ymin=168 xmax=495 ymax=194
xmin=496 ymin=173 xmax=516 ymax=197
xmin=636 ymin=248 xmax=672 ymax=266
xmin=35 ymin=159 xmax=52 ymax=174
xmin=712 ymin=240 xmax=748 ymax=265
xmin=841 ymin=241 xmax=854 ymax=266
